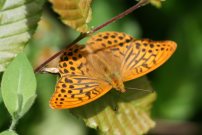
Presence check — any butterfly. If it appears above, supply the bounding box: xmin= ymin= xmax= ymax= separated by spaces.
xmin=50 ymin=31 xmax=177 ymax=109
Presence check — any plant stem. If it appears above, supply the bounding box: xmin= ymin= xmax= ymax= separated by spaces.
xmin=9 ymin=118 xmax=19 ymax=131
xmin=34 ymin=33 xmax=86 ymax=73
xmin=34 ymin=0 xmax=149 ymax=73
xmin=89 ymin=0 xmax=149 ymax=34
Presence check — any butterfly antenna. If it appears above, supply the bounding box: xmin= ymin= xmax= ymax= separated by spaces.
xmin=125 ymin=86 xmax=154 ymax=93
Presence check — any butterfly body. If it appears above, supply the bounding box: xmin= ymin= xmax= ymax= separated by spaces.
xmin=110 ymin=73 xmax=126 ymax=93
xmin=84 ymin=48 xmax=126 ymax=93
xmin=50 ymin=32 xmax=177 ymax=109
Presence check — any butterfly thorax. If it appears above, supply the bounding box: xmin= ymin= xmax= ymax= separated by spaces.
xmin=85 ymin=47 xmax=126 ymax=93
xmin=109 ymin=73 xmax=126 ymax=93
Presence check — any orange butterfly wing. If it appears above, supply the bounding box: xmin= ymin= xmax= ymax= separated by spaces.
xmin=120 ymin=39 xmax=177 ymax=81
xmin=58 ymin=45 xmax=87 ymax=76
xmin=50 ymin=75 xmax=112 ymax=109
xmin=86 ymin=31 xmax=177 ymax=81
xmin=50 ymin=45 xmax=112 ymax=109
xmin=86 ymin=31 xmax=133 ymax=60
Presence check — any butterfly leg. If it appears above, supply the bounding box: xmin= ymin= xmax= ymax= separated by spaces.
xmin=108 ymin=90 xmax=122 ymax=112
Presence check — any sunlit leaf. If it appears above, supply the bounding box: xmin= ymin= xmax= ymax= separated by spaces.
xmin=0 ymin=0 xmax=45 ymax=72
xmin=1 ymin=53 xmax=37 ymax=118
xmin=49 ymin=0 xmax=92 ymax=32
xmin=149 ymin=0 xmax=165 ymax=7
xmin=71 ymin=77 xmax=156 ymax=135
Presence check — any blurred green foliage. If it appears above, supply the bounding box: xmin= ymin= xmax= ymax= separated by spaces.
xmin=143 ymin=0 xmax=202 ymax=121
xmin=1 ymin=0 xmax=202 ymax=135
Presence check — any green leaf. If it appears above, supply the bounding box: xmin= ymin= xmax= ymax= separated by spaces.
xmin=1 ymin=53 xmax=37 ymax=118
xmin=0 ymin=0 xmax=5 ymax=9
xmin=0 ymin=88 xmax=2 ymax=103
xmin=71 ymin=77 xmax=156 ymax=135
xmin=0 ymin=0 xmax=46 ymax=72
xmin=0 ymin=130 xmax=18 ymax=135
xmin=20 ymin=94 xmax=36 ymax=116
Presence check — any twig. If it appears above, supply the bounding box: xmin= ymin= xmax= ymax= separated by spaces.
xmin=34 ymin=0 xmax=149 ymax=73
xmin=89 ymin=0 xmax=149 ymax=34
xmin=150 ymin=120 xmax=200 ymax=135
xmin=34 ymin=33 xmax=86 ymax=73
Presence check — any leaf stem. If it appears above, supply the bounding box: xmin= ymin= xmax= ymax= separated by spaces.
xmin=9 ymin=117 xmax=19 ymax=131
xmin=34 ymin=0 xmax=149 ymax=73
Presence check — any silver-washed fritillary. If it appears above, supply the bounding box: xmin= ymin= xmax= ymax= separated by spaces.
xmin=50 ymin=31 xmax=177 ymax=109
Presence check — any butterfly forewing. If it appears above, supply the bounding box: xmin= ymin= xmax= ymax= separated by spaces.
xmin=59 ymin=45 xmax=87 ymax=76
xmin=86 ymin=31 xmax=134 ymax=60
xmin=50 ymin=75 xmax=112 ymax=109
xmin=121 ymin=40 xmax=177 ymax=81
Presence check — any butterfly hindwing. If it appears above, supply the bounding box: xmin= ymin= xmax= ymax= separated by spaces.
xmin=50 ymin=75 xmax=112 ymax=109
xmin=121 ymin=40 xmax=177 ymax=81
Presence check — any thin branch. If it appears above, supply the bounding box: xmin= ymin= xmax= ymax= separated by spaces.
xmin=34 ymin=0 xmax=149 ymax=73
xmin=34 ymin=33 xmax=86 ymax=73
xmin=89 ymin=0 xmax=149 ymax=34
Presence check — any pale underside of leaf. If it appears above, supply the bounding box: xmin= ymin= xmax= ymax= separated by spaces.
xmin=70 ymin=77 xmax=156 ymax=135
xmin=0 ymin=0 xmax=45 ymax=72
xmin=49 ymin=0 xmax=92 ymax=32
